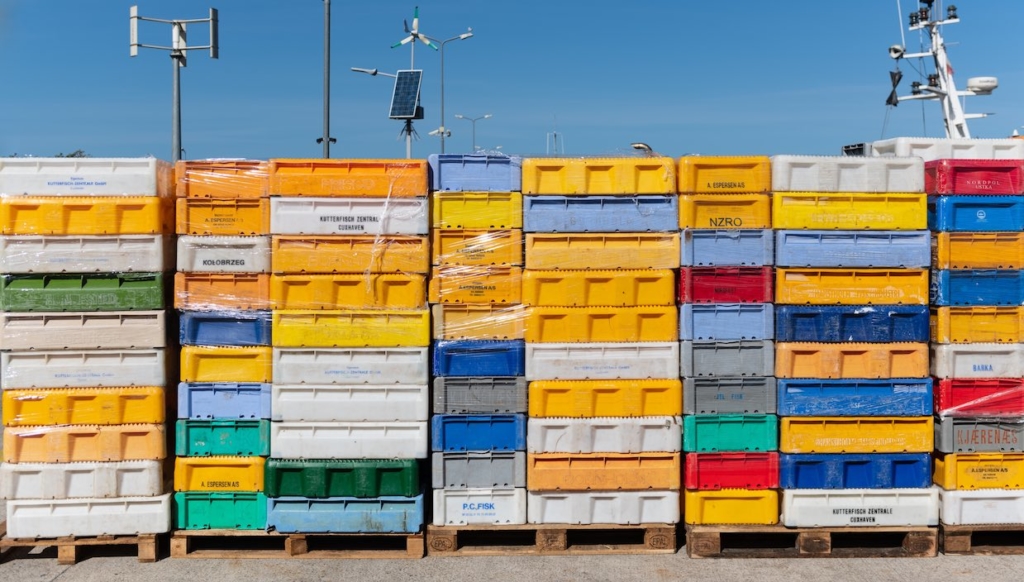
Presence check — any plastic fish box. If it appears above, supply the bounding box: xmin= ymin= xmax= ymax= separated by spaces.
xmin=678 ymin=194 xmax=772 ymax=229
xmin=683 ymin=489 xmax=780 ymax=525
xmin=770 ymin=155 xmax=924 ymax=192
xmin=430 ymin=414 xmax=526 ymax=452
xmin=683 ymin=452 xmax=780 ymax=490
xmin=428 ymin=266 xmax=523 ymax=304
xmin=525 ymin=341 xmax=679 ymax=381
xmin=933 ymin=232 xmax=1024 ymax=270
xmin=679 ymin=340 xmax=775 ymax=377
xmin=934 ymin=378 xmax=1024 ymax=417
xmin=523 ymin=269 xmax=675 ymax=307
xmin=180 ymin=346 xmax=271 ymax=383
xmin=781 ymin=488 xmax=939 ymax=527
xmin=267 ymin=158 xmax=428 ymax=197
xmin=432 ymin=191 xmax=522 ymax=229
xmin=175 ymin=492 xmax=267 ymax=530
xmin=528 ymin=379 xmax=683 ymax=418
xmin=269 ymin=196 xmax=428 ymax=235
xmin=0 ymin=272 xmax=165 ymax=312
xmin=432 ymin=488 xmax=527 ymax=526
xmin=774 ymin=305 xmax=928 ymax=343
xmin=527 ymin=490 xmax=680 ymax=525
xmin=271 ymin=383 xmax=429 ymax=422
xmin=525 ymin=306 xmax=678 ymax=343
xmin=272 ymin=273 xmax=426 ymax=310
xmin=772 ymin=192 xmax=927 ymax=230
xmin=429 ymin=153 xmax=522 ymax=192
xmin=3 ymin=386 xmax=165 ymax=426
xmin=521 ymin=156 xmax=676 ymax=195
xmin=932 ymin=306 xmax=1024 ymax=343
xmin=779 ymin=417 xmax=934 ymax=453
xmin=677 ymin=155 xmax=771 ymax=194
xmin=683 ymin=415 xmax=778 ymax=452
xmin=931 ymin=269 xmax=1024 ymax=306
xmin=0 ymin=157 xmax=172 ymax=196
xmin=1 ymin=196 xmax=169 ymax=236
xmin=0 ymin=310 xmax=166 ymax=350
xmin=173 ymin=272 xmax=270 ymax=311
xmin=778 ymin=453 xmax=931 ymax=489
xmin=925 ymin=158 xmax=1024 ymax=195
xmin=934 ymin=453 xmax=1024 ymax=490
xmin=681 ymin=229 xmax=774 ymax=267
xmin=870 ymin=137 xmax=1024 ymax=161
xmin=935 ymin=417 xmax=1024 ymax=453
xmin=266 ymin=494 xmax=423 ymax=534
xmin=928 ymin=195 xmax=1024 ymax=231
xmin=175 ymin=197 xmax=269 ymax=235
xmin=931 ymin=343 xmax=1024 ymax=379
xmin=679 ymin=303 xmax=774 ymax=341
xmin=271 ymin=234 xmax=430 ymax=275
xmin=3 ymin=424 xmax=166 ymax=463
xmin=174 ymin=419 xmax=271 ymax=456
xmin=270 ymin=421 xmax=428 ymax=459
xmin=776 ymin=379 xmax=933 ymax=416
xmin=523 ymin=195 xmax=678 ymax=233
xmin=527 ymin=417 xmax=682 ymax=454
xmin=775 ymin=268 xmax=929 ymax=305
xmin=526 ymin=452 xmax=681 ymax=490
xmin=679 ymin=267 xmax=774 ymax=304
xmin=0 ymin=460 xmax=163 ymax=500
xmin=432 ymin=229 xmax=523 ymax=267
xmin=272 ymin=347 xmax=429 ymax=385
xmin=174 ymin=159 xmax=268 ymax=198
xmin=265 ymin=459 xmax=420 ymax=498
xmin=431 ymin=451 xmax=526 ymax=488
xmin=940 ymin=489 xmax=1024 ymax=525
xmin=272 ymin=309 xmax=430 ymax=348
xmin=775 ymin=230 xmax=930 ymax=268
xmin=432 ymin=340 xmax=525 ymax=377
xmin=173 ymin=456 xmax=265 ymax=491
xmin=2 ymin=348 xmax=167 ymax=388
xmin=177 ymin=382 xmax=271 ymax=419
xmin=684 ymin=376 xmax=777 ymax=415
xmin=525 ymin=232 xmax=680 ymax=270
xmin=176 ymin=235 xmax=270 ymax=273
xmin=0 ymin=234 xmax=168 ymax=273
xmin=179 ymin=310 xmax=272 ymax=347
xmin=431 ymin=304 xmax=527 ymax=340
xmin=5 ymin=494 xmax=172 ymax=538
xmin=433 ymin=376 xmax=527 ymax=414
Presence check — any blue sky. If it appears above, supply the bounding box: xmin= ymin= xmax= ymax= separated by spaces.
xmin=1 ymin=1 xmax=1021 ymax=160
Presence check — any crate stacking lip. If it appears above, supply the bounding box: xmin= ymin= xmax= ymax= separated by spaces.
xmin=269 ymin=421 xmax=428 ymax=460
xmin=0 ymin=460 xmax=164 ymax=500
xmin=179 ymin=310 xmax=271 ymax=347
xmin=932 ymin=306 xmax=1024 ymax=343
xmin=770 ymin=155 xmax=924 ymax=193
xmin=1 ymin=196 xmax=170 ymax=235
xmin=779 ymin=453 xmax=932 ymax=489
xmin=272 ymin=346 xmax=428 ymax=385
xmin=178 ymin=382 xmax=271 ymax=420
xmin=929 ymin=196 xmax=1024 ymax=232
xmin=433 ymin=376 xmax=527 ymax=414
xmin=526 ymin=417 xmax=682 ymax=454
xmin=175 ymin=198 xmax=269 ymax=236
xmin=683 ymin=415 xmax=779 ymax=452
xmin=431 ymin=304 xmax=527 ymax=340
xmin=0 ymin=272 xmax=165 ymax=312
xmin=267 ymin=158 xmax=428 ymax=197
xmin=681 ymin=229 xmax=774 ymax=267
xmin=176 ymin=235 xmax=270 ymax=273
xmin=935 ymin=417 xmax=1024 ymax=454
xmin=781 ymin=488 xmax=939 ymax=528
xmin=779 ymin=417 xmax=934 ymax=453
xmin=521 ymin=156 xmax=676 ymax=195
xmin=3 ymin=424 xmax=166 ymax=463
xmin=775 ymin=230 xmax=931 ymax=268
xmin=0 ymin=157 xmax=172 ymax=196
xmin=935 ymin=378 xmax=1024 ymax=417
xmin=775 ymin=305 xmax=929 ymax=343
xmin=433 ymin=229 xmax=524 ymax=267
xmin=0 ymin=234 xmax=168 ymax=274
xmin=173 ymin=456 xmax=266 ymax=491
xmin=676 ymin=155 xmax=772 ymax=194
xmin=431 ymin=414 xmax=526 ymax=452
xmin=431 ymin=451 xmax=526 ymax=489
xmin=775 ymin=342 xmax=929 ymax=379
xmin=934 ymin=453 xmax=1024 ymax=490
xmin=432 ymin=340 xmax=525 ymax=377
xmin=271 ymin=383 xmax=428 ymax=422
xmin=524 ymin=195 xmax=679 ymax=233
xmin=270 ymin=235 xmax=431 ymax=275
xmin=524 ymin=341 xmax=680 ymax=381
xmin=525 ymin=452 xmax=682 ymax=490
xmin=684 ymin=377 xmax=777 ymax=415
xmin=679 ymin=267 xmax=773 ymax=304
xmin=265 ymin=458 xmax=420 ymax=498
xmin=1 ymin=348 xmax=167 ymax=389
xmin=678 ymin=194 xmax=772 ymax=230
xmin=683 ymin=489 xmax=780 ymax=525
xmin=271 ymin=273 xmax=425 ymax=310
xmin=174 ymin=272 xmax=269 ymax=311
xmin=931 ymin=270 xmax=1024 ymax=306
xmin=174 ymin=419 xmax=271 ymax=456
xmin=525 ymin=306 xmax=678 ymax=343
xmin=680 ymin=340 xmax=775 ymax=378
xmin=266 ymin=494 xmax=424 ymax=534
xmin=526 ymin=490 xmax=680 ymax=526
xmin=432 ymin=191 xmax=523 ymax=230
xmin=683 ymin=452 xmax=780 ymax=490
xmin=870 ymin=137 xmax=1024 ymax=161
xmin=939 ymin=489 xmax=1024 ymax=526
xmin=175 ymin=492 xmax=267 ymax=530
xmin=433 ymin=488 xmax=528 ymax=526
xmin=269 ymin=197 xmax=428 ymax=236
xmin=775 ymin=268 xmax=929 ymax=305
xmin=5 ymin=494 xmax=173 ymax=539
xmin=0 ymin=310 xmax=167 ymax=351
xmin=522 ymin=269 xmax=675 ymax=307
xmin=680 ymin=303 xmax=775 ymax=341
xmin=931 ymin=343 xmax=1024 ymax=379
xmin=2 ymin=387 xmax=165 ymax=426
xmin=777 ymin=379 xmax=933 ymax=416
xmin=528 ymin=379 xmax=683 ymax=418
xmin=272 ymin=309 xmax=430 ymax=348
xmin=428 ymin=266 xmax=523 ymax=304
xmin=525 ymin=232 xmax=680 ymax=271
xmin=933 ymin=232 xmax=1024 ymax=270
xmin=429 ymin=153 xmax=522 ymax=192
xmin=175 ymin=159 xmax=268 ymax=198
xmin=925 ymin=158 xmax=1024 ymax=195
xmin=771 ymin=192 xmax=927 ymax=230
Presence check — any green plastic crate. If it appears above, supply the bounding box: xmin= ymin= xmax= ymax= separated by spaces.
xmin=174 ymin=419 xmax=271 ymax=456
xmin=264 ymin=459 xmax=420 ymax=498
xmin=174 ymin=491 xmax=268 ymax=530
xmin=0 ymin=273 xmax=165 ymax=312
xmin=683 ymin=414 xmax=778 ymax=452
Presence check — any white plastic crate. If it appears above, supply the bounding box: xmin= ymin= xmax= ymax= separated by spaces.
xmin=770 ymin=155 xmax=924 ymax=193
xmin=0 ymin=460 xmax=163 ymax=500
xmin=269 ymin=421 xmax=428 ymax=459
xmin=271 ymin=384 xmax=429 ymax=422
xmin=0 ymin=235 xmax=168 ymax=273
xmin=272 ymin=347 xmax=429 ymax=385
xmin=870 ymin=137 xmax=1024 ymax=161
xmin=0 ymin=157 xmax=171 ymax=196
xmin=431 ymin=488 xmax=528 ymax=526
xmin=176 ymin=235 xmax=271 ymax=273
xmin=526 ymin=417 xmax=682 ymax=454
xmin=931 ymin=343 xmax=1024 ymax=379
xmin=527 ymin=490 xmax=680 ymax=525
xmin=1 ymin=348 xmax=166 ymax=388
xmin=269 ymin=197 xmax=429 ymax=235
xmin=524 ymin=342 xmax=679 ymax=381
xmin=781 ymin=487 xmax=939 ymax=527
xmin=4 ymin=493 xmax=173 ymax=538
xmin=940 ymin=489 xmax=1024 ymax=525
xmin=0 ymin=311 xmax=166 ymax=351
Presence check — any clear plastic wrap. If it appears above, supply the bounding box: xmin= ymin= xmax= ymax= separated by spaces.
xmin=267 ymin=158 xmax=428 ymax=197
xmin=175 ymin=159 xmax=268 ymax=198
xmin=428 ymin=266 xmax=523 ymax=304
xmin=0 ymin=234 xmax=171 ymax=273
xmin=935 ymin=378 xmax=1024 ymax=417
xmin=1 ymin=272 xmax=166 ymax=312
xmin=176 ymin=235 xmax=271 ymax=273
xmin=2 ymin=386 xmax=165 ymax=426
xmin=175 ymin=197 xmax=270 ymax=236
xmin=173 ymin=272 xmax=270 ymax=311
xmin=272 ymin=234 xmax=430 ymax=274
xmin=431 ymin=304 xmax=527 ymax=340
xmin=270 ymin=273 xmax=426 ymax=310
xmin=432 ymin=229 xmax=523 ymax=266
xmin=2 ymin=348 xmax=168 ymax=388
xmin=270 ymin=196 xmax=428 ymax=236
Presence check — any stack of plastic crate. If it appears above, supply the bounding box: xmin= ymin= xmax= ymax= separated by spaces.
xmin=173 ymin=160 xmax=272 ymax=531
xmin=427 ymin=154 xmax=529 ymax=526
xmin=771 ymin=154 xmax=938 ymax=528
xmin=263 ymin=159 xmax=429 ymax=534
xmin=0 ymin=157 xmax=173 ymax=538
xmin=520 ymin=156 xmax=682 ymax=526
xmin=675 ymin=156 xmax=781 ymax=527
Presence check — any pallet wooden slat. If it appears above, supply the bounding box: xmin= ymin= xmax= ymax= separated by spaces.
xmin=941 ymin=523 xmax=1024 ymax=555
xmin=0 ymin=521 xmax=158 ymax=564
xmin=685 ymin=524 xmax=937 ymax=558
xmin=169 ymin=529 xmax=424 ymax=559
xmin=426 ymin=523 xmax=677 ymax=556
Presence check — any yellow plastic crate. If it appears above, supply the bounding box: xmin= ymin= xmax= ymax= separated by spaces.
xmin=525 ymin=233 xmax=680 ymax=270
xmin=779 ymin=417 xmax=934 ymax=453
xmin=175 ymin=198 xmax=270 ymax=235
xmin=522 ymin=269 xmax=675 ymax=307
xmin=678 ymin=194 xmax=771 ymax=229
xmin=175 ymin=160 xmax=269 ymax=198
xmin=526 ymin=453 xmax=681 ymax=490
xmin=432 ymin=192 xmax=522 ymax=229
xmin=267 ymin=159 xmax=428 ymax=197
xmin=772 ymin=192 xmax=927 ymax=230
xmin=2 ymin=387 xmax=164 ymax=427
xmin=270 ymin=274 xmax=426 ymax=310
xmin=272 ymin=309 xmax=430 ymax=348
xmin=677 ymin=156 xmax=772 ymax=194
xmin=432 ymin=229 xmax=524 ymax=266
xmin=932 ymin=307 xmax=1024 ymax=344
xmin=683 ymin=489 xmax=780 ymax=525
xmin=775 ymin=342 xmax=929 ymax=379
xmin=271 ymin=235 xmax=430 ymax=274
xmin=180 ymin=346 xmax=272 ymax=383
xmin=775 ymin=268 xmax=929 ymax=305
xmin=0 ymin=196 xmax=168 ymax=235
xmin=933 ymin=232 xmax=1024 ymax=270
xmin=524 ymin=306 xmax=677 ymax=343
xmin=431 ymin=304 xmax=527 ymax=340
xmin=934 ymin=453 xmax=1024 ymax=490
xmin=428 ymin=266 xmax=523 ymax=304
xmin=174 ymin=456 xmax=266 ymax=491
xmin=528 ymin=379 xmax=683 ymax=417
xmin=521 ymin=157 xmax=676 ymax=195
xmin=3 ymin=424 xmax=166 ymax=463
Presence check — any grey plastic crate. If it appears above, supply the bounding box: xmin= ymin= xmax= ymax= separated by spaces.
xmin=684 ymin=376 xmax=777 ymax=415
xmin=431 ymin=451 xmax=526 ymax=489
xmin=935 ymin=416 xmax=1024 ymax=453
xmin=680 ymin=340 xmax=775 ymax=377
xmin=432 ymin=376 xmax=528 ymax=414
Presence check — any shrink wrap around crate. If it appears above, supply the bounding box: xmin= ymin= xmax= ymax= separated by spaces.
xmin=525 ymin=232 xmax=680 ymax=270
xmin=0 ymin=234 xmax=168 ymax=273
xmin=933 ymin=232 xmax=1024 ymax=270
xmin=0 ymin=460 xmax=164 ymax=500
xmin=272 ymin=347 xmax=429 ymax=385
xmin=429 ymin=153 xmax=523 ymax=192
xmin=776 ymin=379 xmax=932 ymax=416
xmin=173 ymin=272 xmax=270 ymax=311
xmin=774 ymin=305 xmax=928 ymax=343
xmin=526 ymin=490 xmax=680 ymax=525
xmin=175 ymin=198 xmax=269 ymax=235
xmin=683 ymin=489 xmax=780 ymax=525
xmin=271 ymin=235 xmax=430 ymax=274
xmin=684 ymin=452 xmax=780 ymax=490
xmin=433 ymin=229 xmax=524 ymax=267
xmin=3 ymin=424 xmax=167 ymax=463
xmin=770 ymin=155 xmax=924 ymax=192
xmin=1 ymin=272 xmax=166 ymax=312
xmin=431 ymin=304 xmax=527 ymax=340
xmin=870 ymin=137 xmax=1024 ymax=161
xmin=521 ymin=156 xmax=676 ymax=195
xmin=176 ymin=235 xmax=270 ymax=273
xmin=525 ymin=341 xmax=679 ymax=381
xmin=432 ymin=191 xmax=523 ymax=229
xmin=772 ymin=192 xmax=926 ymax=230
xmin=925 ymin=158 xmax=1024 ymax=195
xmin=526 ymin=417 xmax=682 ymax=454
xmin=175 ymin=159 xmax=268 ymax=198
xmin=677 ymin=156 xmax=771 ymax=194
xmin=267 ymin=158 xmax=428 ymax=197
xmin=2 ymin=348 xmax=167 ymax=388
xmin=271 ymin=383 xmax=429 ymax=422
xmin=939 ymin=489 xmax=1024 ymax=525
xmin=5 ymin=494 xmax=173 ymax=538
xmin=264 ymin=458 xmax=420 ymax=498
xmin=0 ymin=310 xmax=166 ymax=350
xmin=779 ymin=417 xmax=934 ymax=453
xmin=682 ymin=229 xmax=774 ymax=267
xmin=269 ymin=196 xmax=428 ymax=235
xmin=266 ymin=494 xmax=424 ymax=534
xmin=678 ymin=194 xmax=772 ymax=229
xmin=2 ymin=386 xmax=165 ymax=426
xmin=271 ymin=273 xmax=426 ymax=310
xmin=526 ymin=452 xmax=681 ymax=490
xmin=775 ymin=230 xmax=930 ymax=268
xmin=432 ymin=488 xmax=527 ymax=526
xmin=0 ymin=157 xmax=172 ymax=196
xmin=780 ymin=488 xmax=939 ymax=527
xmin=428 ymin=266 xmax=523 ymax=304
xmin=934 ymin=378 xmax=1024 ymax=417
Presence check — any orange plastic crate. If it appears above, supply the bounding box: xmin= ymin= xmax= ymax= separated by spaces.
xmin=267 ymin=159 xmax=428 ymax=197
xmin=526 ymin=453 xmax=681 ymax=490
xmin=175 ymin=160 xmax=269 ymax=198
xmin=271 ymin=235 xmax=430 ymax=274
xmin=174 ymin=272 xmax=271 ymax=310
xmin=175 ymin=198 xmax=270 ymax=235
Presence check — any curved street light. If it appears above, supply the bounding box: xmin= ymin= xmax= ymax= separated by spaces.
xmin=426 ymin=30 xmax=473 ymax=154
xmin=454 ymin=113 xmax=491 ymax=151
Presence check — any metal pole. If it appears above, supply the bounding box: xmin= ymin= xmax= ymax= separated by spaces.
xmin=471 ymin=119 xmax=476 ymax=151
xmin=322 ymin=0 xmax=331 ymax=158
xmin=406 ymin=121 xmax=412 ymax=159
xmin=439 ymin=42 xmax=446 ymax=153
xmin=172 ymin=54 xmax=181 ymax=162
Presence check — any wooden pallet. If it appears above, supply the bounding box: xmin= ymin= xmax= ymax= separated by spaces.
xmin=0 ymin=521 xmax=159 ymax=564
xmin=427 ymin=523 xmax=677 ymax=556
xmin=169 ymin=528 xmax=424 ymax=559
xmin=941 ymin=523 xmax=1024 ymax=555
xmin=686 ymin=524 xmax=937 ymax=558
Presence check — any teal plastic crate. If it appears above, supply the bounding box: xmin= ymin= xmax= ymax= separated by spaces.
xmin=174 ymin=491 xmax=268 ymax=530
xmin=174 ymin=419 xmax=271 ymax=456
xmin=683 ymin=414 xmax=778 ymax=452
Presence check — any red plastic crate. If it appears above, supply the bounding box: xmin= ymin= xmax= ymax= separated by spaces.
xmin=934 ymin=377 xmax=1024 ymax=417
xmin=925 ymin=159 xmax=1024 ymax=195
xmin=679 ymin=267 xmax=773 ymax=304
xmin=684 ymin=452 xmax=780 ymax=490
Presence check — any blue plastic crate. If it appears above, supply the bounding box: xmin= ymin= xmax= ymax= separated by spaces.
xmin=775 ymin=230 xmax=930 ymax=268
xmin=177 ymin=382 xmax=272 ymax=419
xmin=428 ymin=153 xmax=522 ymax=192
xmin=774 ymin=305 xmax=929 ymax=342
xmin=779 ymin=453 xmax=932 ymax=489
xmin=776 ymin=378 xmax=933 ymax=416
xmin=266 ymin=494 xmax=424 ymax=534
xmin=681 ymin=229 xmax=774 ymax=267
xmin=679 ymin=303 xmax=774 ymax=341
xmin=179 ymin=310 xmax=272 ymax=346
xmin=930 ymin=269 xmax=1024 ymax=306
xmin=432 ymin=340 xmax=525 ymax=377
xmin=523 ymin=196 xmax=678 ymax=233
xmin=929 ymin=196 xmax=1024 ymax=232
xmin=430 ymin=414 xmax=527 ymax=452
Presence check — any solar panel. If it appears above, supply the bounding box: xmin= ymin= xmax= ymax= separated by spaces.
xmin=389 ymin=70 xmax=423 ymax=119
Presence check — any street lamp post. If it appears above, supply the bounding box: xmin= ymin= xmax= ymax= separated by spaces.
xmin=454 ymin=113 xmax=491 ymax=151
xmin=427 ymin=31 xmax=472 ymax=154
